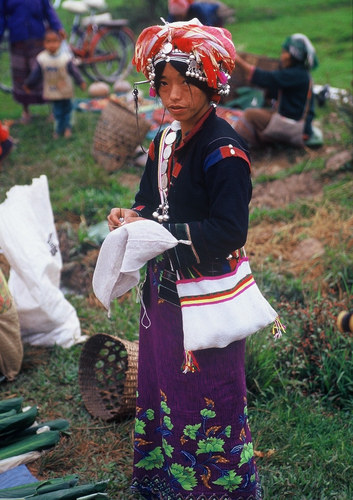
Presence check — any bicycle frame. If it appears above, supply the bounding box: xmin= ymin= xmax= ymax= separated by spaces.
xmin=69 ymin=20 xmax=119 ymax=65
xmin=64 ymin=1 xmax=135 ymax=82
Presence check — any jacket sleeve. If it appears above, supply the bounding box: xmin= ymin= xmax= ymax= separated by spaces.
xmin=0 ymin=0 xmax=6 ymax=41
xmin=166 ymin=142 xmax=252 ymax=268
xmin=67 ymin=61 xmax=84 ymax=86
xmin=192 ymin=155 xmax=251 ymax=260
xmin=251 ymin=67 xmax=307 ymax=92
xmin=43 ymin=0 xmax=63 ymax=32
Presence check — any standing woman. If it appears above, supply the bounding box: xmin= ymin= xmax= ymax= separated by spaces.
xmin=108 ymin=19 xmax=261 ymax=499
xmin=234 ymin=33 xmax=319 ymax=148
xmin=0 ymin=0 xmax=65 ymax=123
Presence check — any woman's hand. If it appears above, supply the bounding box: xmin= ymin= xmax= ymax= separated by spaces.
xmin=59 ymin=28 xmax=67 ymax=40
xmin=234 ymin=53 xmax=254 ymax=80
xmin=107 ymin=208 xmax=141 ymax=231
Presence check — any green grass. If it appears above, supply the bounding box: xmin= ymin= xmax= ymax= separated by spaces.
xmin=251 ymin=394 xmax=353 ymax=499
xmin=228 ymin=2 xmax=352 ymax=90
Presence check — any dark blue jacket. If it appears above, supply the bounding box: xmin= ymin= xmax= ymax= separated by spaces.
xmin=251 ymin=65 xmax=315 ymax=136
xmin=0 ymin=0 xmax=63 ymax=43
xmin=132 ymin=108 xmax=252 ymax=271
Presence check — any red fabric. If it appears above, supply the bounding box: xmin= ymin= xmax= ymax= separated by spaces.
xmin=0 ymin=123 xmax=9 ymax=143
xmin=0 ymin=123 xmax=10 ymax=157
xmin=218 ymin=145 xmax=251 ymax=170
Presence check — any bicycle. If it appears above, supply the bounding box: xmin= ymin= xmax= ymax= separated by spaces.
xmin=0 ymin=0 xmax=135 ymax=93
xmin=62 ymin=0 xmax=135 ymax=83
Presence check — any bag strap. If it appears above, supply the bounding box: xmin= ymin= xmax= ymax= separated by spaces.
xmin=301 ymin=78 xmax=312 ymax=120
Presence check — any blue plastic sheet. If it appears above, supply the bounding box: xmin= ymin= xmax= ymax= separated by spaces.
xmin=0 ymin=464 xmax=38 ymax=489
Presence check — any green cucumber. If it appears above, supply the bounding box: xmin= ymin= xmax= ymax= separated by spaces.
xmin=31 ymin=482 xmax=108 ymax=499
xmin=0 ymin=406 xmax=38 ymax=438
xmin=0 ymin=409 xmax=17 ymax=420
xmin=0 ymin=476 xmax=79 ymax=498
xmin=0 ymin=398 xmax=23 ymax=414
xmin=1 ymin=419 xmax=70 ymax=447
xmin=0 ymin=430 xmax=60 ymax=460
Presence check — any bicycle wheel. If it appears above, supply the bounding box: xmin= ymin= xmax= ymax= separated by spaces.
xmin=116 ymin=27 xmax=135 ymax=80
xmin=0 ymin=33 xmax=13 ymax=94
xmin=90 ymin=27 xmax=134 ymax=83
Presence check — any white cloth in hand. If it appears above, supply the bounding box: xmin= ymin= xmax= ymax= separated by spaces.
xmin=92 ymin=219 xmax=179 ymax=310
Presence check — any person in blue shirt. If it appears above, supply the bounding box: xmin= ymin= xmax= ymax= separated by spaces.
xmin=0 ymin=0 xmax=65 ymax=123
xmin=234 ymin=33 xmax=319 ymax=148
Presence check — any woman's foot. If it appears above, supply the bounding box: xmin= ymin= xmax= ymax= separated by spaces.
xmin=20 ymin=111 xmax=31 ymax=124
xmin=64 ymin=128 xmax=72 ymax=139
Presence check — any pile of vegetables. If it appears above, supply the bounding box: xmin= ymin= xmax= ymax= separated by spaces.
xmin=0 ymin=397 xmax=109 ymax=499
xmin=0 ymin=397 xmax=67 ymax=461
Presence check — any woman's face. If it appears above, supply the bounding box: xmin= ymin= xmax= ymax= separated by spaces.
xmin=158 ymin=63 xmax=210 ymax=136
xmin=280 ymin=49 xmax=292 ymax=68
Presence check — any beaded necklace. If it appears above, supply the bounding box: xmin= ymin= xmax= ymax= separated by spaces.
xmin=153 ymin=120 xmax=181 ymax=223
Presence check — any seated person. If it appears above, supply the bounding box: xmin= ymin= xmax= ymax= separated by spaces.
xmin=168 ymin=0 xmax=233 ymax=27
xmin=234 ymin=33 xmax=319 ymax=148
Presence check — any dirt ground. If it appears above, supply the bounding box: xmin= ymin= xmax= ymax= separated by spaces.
xmin=249 ymin=144 xmax=353 ymax=286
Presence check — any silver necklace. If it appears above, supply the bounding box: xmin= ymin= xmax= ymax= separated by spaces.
xmin=153 ymin=120 xmax=180 ymax=223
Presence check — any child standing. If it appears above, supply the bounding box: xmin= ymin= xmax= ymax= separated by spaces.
xmin=24 ymin=30 xmax=86 ymax=138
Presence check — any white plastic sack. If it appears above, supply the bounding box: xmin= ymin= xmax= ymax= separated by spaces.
xmin=0 ymin=175 xmax=85 ymax=347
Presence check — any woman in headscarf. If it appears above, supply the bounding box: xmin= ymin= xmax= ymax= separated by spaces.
xmin=234 ymin=33 xmax=319 ymax=148
xmin=107 ymin=18 xmax=262 ymax=500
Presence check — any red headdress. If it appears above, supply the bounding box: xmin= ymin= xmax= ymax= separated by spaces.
xmin=132 ymin=18 xmax=236 ymax=102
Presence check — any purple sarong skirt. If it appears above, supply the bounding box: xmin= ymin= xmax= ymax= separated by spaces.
xmin=10 ymin=39 xmax=45 ymax=106
xmin=131 ymin=261 xmax=261 ymax=500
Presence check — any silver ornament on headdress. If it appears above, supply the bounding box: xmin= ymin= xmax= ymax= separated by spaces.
xmin=147 ymin=41 xmax=230 ymax=96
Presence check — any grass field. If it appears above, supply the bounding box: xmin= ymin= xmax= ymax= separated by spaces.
xmin=0 ymin=0 xmax=352 ymax=498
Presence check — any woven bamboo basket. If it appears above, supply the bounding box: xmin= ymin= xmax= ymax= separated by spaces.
xmin=78 ymin=334 xmax=138 ymax=421
xmin=92 ymin=97 xmax=151 ymax=172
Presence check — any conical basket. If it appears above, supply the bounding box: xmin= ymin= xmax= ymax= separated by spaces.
xmin=78 ymin=333 xmax=138 ymax=421
xmin=92 ymin=97 xmax=150 ymax=172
